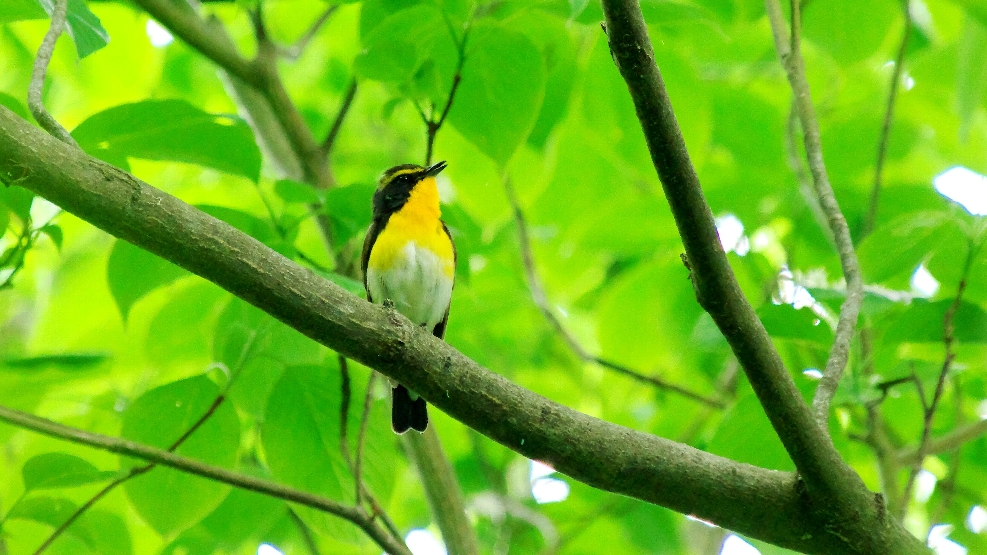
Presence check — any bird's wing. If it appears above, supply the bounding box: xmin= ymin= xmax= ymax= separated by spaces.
xmin=432 ymin=222 xmax=457 ymax=340
xmin=361 ymin=219 xmax=382 ymax=302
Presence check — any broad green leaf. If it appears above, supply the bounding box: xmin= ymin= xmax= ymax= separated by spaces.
xmin=82 ymin=510 xmax=133 ymax=555
xmin=38 ymin=0 xmax=109 ymax=58
xmin=0 ymin=185 xmax=34 ymax=223
xmin=121 ymin=375 xmax=240 ymax=536
xmin=274 ymin=179 xmax=322 ymax=204
xmin=323 ymin=182 xmax=374 ymax=248
xmin=1 ymin=352 xmax=110 ymax=372
xmin=447 ymin=23 xmax=545 ymax=166
xmin=756 ymin=304 xmax=833 ymax=344
xmin=195 ymin=205 xmax=295 ymax=257
xmin=325 ymin=271 xmax=366 ymax=297
xmin=40 ymin=224 xmax=63 ymax=250
xmin=709 ymin=394 xmax=794 ymax=471
xmin=7 ymin=496 xmax=87 ymax=538
xmin=262 ymin=363 xmax=357 ymax=537
xmin=802 ymin=0 xmax=897 ymax=65
xmin=216 ymin=297 xmax=321 ymax=419
xmin=199 ymin=478 xmax=285 ymax=550
xmin=857 ymin=211 xmax=956 ymax=283
xmin=0 ymin=91 xmax=30 ymax=119
xmin=885 ymin=299 xmax=987 ymax=343
xmin=71 ymin=100 xmax=261 ymax=181
xmin=355 ymin=5 xmax=450 ymax=86
xmin=106 ymin=239 xmax=188 ymax=321
xmin=22 ymin=452 xmax=115 ymax=490
xmin=145 ymin=282 xmax=227 ymax=367
xmin=0 ymin=0 xmax=46 ymax=23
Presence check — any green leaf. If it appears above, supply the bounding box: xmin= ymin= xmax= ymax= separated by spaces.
xmin=756 ymin=304 xmax=833 ymax=344
xmin=195 ymin=205 xmax=295 ymax=257
xmin=40 ymin=224 xmax=63 ymax=250
xmin=709 ymin=394 xmax=794 ymax=471
xmin=121 ymin=375 xmax=240 ymax=536
xmin=199 ymin=479 xmax=285 ymax=550
xmin=106 ymin=239 xmax=188 ymax=321
xmin=0 ymin=91 xmax=30 ymax=119
xmin=1 ymin=352 xmax=111 ymax=372
xmin=447 ymin=23 xmax=545 ymax=165
xmin=22 ymin=452 xmax=115 ymax=491
xmin=801 ymin=0 xmax=897 ymax=65
xmin=38 ymin=0 xmax=109 ymax=58
xmin=885 ymin=299 xmax=987 ymax=344
xmin=262 ymin=363 xmax=357 ymax=536
xmin=325 ymin=271 xmax=366 ymax=297
xmin=323 ymin=183 xmax=374 ymax=248
xmin=857 ymin=211 xmax=956 ymax=283
xmin=0 ymin=185 xmax=34 ymax=223
xmin=0 ymin=0 xmax=46 ymax=23
xmin=7 ymin=495 xmax=84 ymax=531
xmin=274 ymin=179 xmax=322 ymax=204
xmin=71 ymin=100 xmax=261 ymax=182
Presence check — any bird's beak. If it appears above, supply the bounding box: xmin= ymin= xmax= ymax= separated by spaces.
xmin=424 ymin=161 xmax=447 ymax=177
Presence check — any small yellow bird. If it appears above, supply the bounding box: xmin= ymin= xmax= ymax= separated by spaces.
xmin=361 ymin=161 xmax=456 ymax=433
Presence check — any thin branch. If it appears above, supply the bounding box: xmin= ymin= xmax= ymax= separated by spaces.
xmin=33 ymin=329 xmax=262 ymax=555
xmin=0 ymin=104 xmax=932 ymax=553
xmin=320 ymin=79 xmax=358 ymax=156
xmin=765 ymin=0 xmax=864 ymax=428
xmin=863 ymin=0 xmax=912 ymax=237
xmin=899 ymin=246 xmax=977 ymax=513
xmin=422 ymin=20 xmax=470 ymax=165
xmin=28 ymin=0 xmax=77 ymax=146
xmin=0 ymin=404 xmax=412 ymax=555
xmin=354 ymin=371 xmax=376 ymax=506
xmin=897 ymin=419 xmax=987 ymax=466
xmin=504 ymin=179 xmax=724 ymax=408
xmin=279 ymin=5 xmax=339 ymax=60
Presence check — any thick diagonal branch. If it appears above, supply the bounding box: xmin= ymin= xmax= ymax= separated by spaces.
xmin=765 ymin=0 xmax=864 ymax=427
xmin=0 ymin=103 xmax=931 ymax=554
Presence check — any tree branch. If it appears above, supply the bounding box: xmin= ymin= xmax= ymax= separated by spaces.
xmin=320 ymin=79 xmax=357 ymax=156
xmin=897 ymin=419 xmax=987 ymax=466
xmin=278 ymin=4 xmax=339 ymax=60
xmin=403 ymin=427 xmax=479 ymax=555
xmin=0 ymin=102 xmax=929 ymax=553
xmin=863 ymin=0 xmax=912 ymax=237
xmin=504 ymin=178 xmax=724 ymax=408
xmin=765 ymin=0 xmax=864 ymax=428
xmin=900 ymin=246 xmax=976 ymax=514
xmin=29 ymin=0 xmax=77 ymax=146
xmin=0 ymin=403 xmax=411 ymax=555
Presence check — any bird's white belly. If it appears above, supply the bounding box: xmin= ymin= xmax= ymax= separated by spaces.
xmin=367 ymin=241 xmax=453 ymax=331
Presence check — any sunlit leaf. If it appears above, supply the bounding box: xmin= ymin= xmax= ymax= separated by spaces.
xmin=37 ymin=0 xmax=109 ymax=58
xmin=121 ymin=375 xmax=240 ymax=536
xmin=22 ymin=452 xmax=115 ymax=491
xmin=71 ymin=100 xmax=261 ymax=181
xmin=106 ymin=239 xmax=188 ymax=321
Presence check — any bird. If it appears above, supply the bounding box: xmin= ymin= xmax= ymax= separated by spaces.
xmin=361 ymin=161 xmax=456 ymax=433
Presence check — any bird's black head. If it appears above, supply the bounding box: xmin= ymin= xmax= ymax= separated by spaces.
xmin=372 ymin=161 xmax=447 ymax=217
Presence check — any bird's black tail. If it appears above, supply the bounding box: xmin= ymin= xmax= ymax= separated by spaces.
xmin=392 ymin=384 xmax=428 ymax=434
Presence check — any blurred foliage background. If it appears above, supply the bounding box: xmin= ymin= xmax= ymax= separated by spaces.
xmin=1 ymin=0 xmax=987 ymax=554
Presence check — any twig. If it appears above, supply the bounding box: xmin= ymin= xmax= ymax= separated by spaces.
xmin=0 ymin=403 xmax=412 ymax=555
xmin=354 ymin=371 xmax=376 ymax=506
xmin=504 ymin=179 xmax=725 ymax=409
xmin=420 ymin=19 xmax=470 ymax=165
xmin=897 ymin=419 xmax=987 ymax=466
xmin=279 ymin=5 xmax=339 ymax=60
xmin=766 ymin=0 xmax=864 ymax=428
xmin=320 ymin=79 xmax=357 ymax=156
xmin=288 ymin=507 xmax=322 ymax=555
xmin=28 ymin=0 xmax=77 ymax=146
xmin=863 ymin=0 xmax=912 ymax=237
xmin=899 ymin=246 xmax=977 ymax=513
xmin=32 ymin=330 xmax=261 ymax=555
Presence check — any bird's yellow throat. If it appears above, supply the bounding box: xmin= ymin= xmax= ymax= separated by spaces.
xmin=367 ymin=176 xmax=455 ymax=277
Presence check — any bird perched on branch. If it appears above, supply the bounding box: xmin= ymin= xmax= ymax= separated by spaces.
xmin=361 ymin=161 xmax=456 ymax=433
